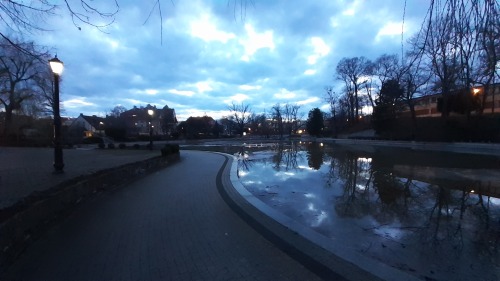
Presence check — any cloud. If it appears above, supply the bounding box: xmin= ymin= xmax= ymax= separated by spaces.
xmin=307 ymin=37 xmax=330 ymax=65
xmin=342 ymin=0 xmax=362 ymax=16
xmin=224 ymin=93 xmax=250 ymax=104
xmin=297 ymin=97 xmax=320 ymax=106
xmin=273 ymin=88 xmax=296 ymax=100
xmin=63 ymin=98 xmax=95 ymax=108
xmin=145 ymin=89 xmax=159 ymax=95
xmin=131 ymin=74 xmax=145 ymax=84
xmin=239 ymin=24 xmax=275 ymax=61
xmin=168 ymin=89 xmax=195 ymax=97
xmin=375 ymin=21 xmax=405 ymax=42
xmin=27 ymin=0 xmax=429 ymax=121
xmin=239 ymin=84 xmax=262 ymax=91
xmin=304 ymin=69 xmax=317 ymax=75
xmin=189 ymin=13 xmax=236 ymax=43
xmin=195 ymin=81 xmax=214 ymax=93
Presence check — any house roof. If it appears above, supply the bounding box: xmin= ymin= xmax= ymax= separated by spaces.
xmin=79 ymin=114 xmax=105 ymax=129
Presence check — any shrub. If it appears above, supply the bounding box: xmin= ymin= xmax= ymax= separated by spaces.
xmin=108 ymin=143 xmax=115 ymax=149
xmin=161 ymin=144 xmax=180 ymax=156
xmin=83 ymin=136 xmax=104 ymax=144
xmin=171 ymin=144 xmax=180 ymax=153
xmin=161 ymin=146 xmax=170 ymax=156
xmin=133 ymin=144 xmax=140 ymax=149
xmin=119 ymin=143 xmax=126 ymax=149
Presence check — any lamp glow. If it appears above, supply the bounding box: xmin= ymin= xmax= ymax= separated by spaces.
xmin=49 ymin=56 xmax=64 ymax=75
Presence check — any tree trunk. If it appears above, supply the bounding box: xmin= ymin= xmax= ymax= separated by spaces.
xmin=409 ymin=102 xmax=417 ymax=139
xmin=3 ymin=106 xmax=13 ymax=136
xmin=354 ymin=83 xmax=359 ymax=120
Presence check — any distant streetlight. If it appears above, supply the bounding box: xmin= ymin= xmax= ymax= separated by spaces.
xmin=49 ymin=55 xmax=64 ymax=173
xmin=148 ymin=109 xmax=154 ymax=150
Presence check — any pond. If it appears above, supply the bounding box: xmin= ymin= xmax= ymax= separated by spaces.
xmin=184 ymin=141 xmax=500 ymax=281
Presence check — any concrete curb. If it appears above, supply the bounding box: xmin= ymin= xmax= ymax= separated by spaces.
xmin=320 ymin=138 xmax=500 ymax=156
xmin=0 ymin=153 xmax=180 ymax=271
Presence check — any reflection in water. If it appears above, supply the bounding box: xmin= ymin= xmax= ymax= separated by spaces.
xmin=236 ymin=142 xmax=500 ymax=281
xmin=305 ymin=142 xmax=323 ymax=170
xmin=272 ymin=142 xmax=301 ymax=171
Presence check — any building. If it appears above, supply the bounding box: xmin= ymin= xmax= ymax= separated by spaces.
xmin=120 ymin=104 xmax=177 ymax=138
xmin=404 ymin=83 xmax=500 ymax=118
xmin=68 ymin=114 xmax=106 ymax=137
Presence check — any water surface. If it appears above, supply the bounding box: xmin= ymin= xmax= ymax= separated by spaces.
xmin=186 ymin=141 xmax=500 ymax=281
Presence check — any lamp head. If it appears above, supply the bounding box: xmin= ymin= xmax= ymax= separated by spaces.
xmin=49 ymin=55 xmax=64 ymax=75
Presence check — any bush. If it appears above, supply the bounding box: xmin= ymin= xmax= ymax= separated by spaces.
xmin=161 ymin=146 xmax=171 ymax=156
xmin=98 ymin=143 xmax=105 ymax=149
xmin=161 ymin=144 xmax=180 ymax=156
xmin=172 ymin=144 xmax=180 ymax=153
xmin=373 ymin=115 xmax=500 ymax=142
xmin=133 ymin=144 xmax=140 ymax=149
xmin=83 ymin=136 xmax=104 ymax=144
xmin=108 ymin=143 xmax=115 ymax=149
xmin=119 ymin=143 xmax=126 ymax=149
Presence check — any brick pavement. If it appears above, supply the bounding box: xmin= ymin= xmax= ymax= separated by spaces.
xmin=2 ymin=150 xmax=324 ymax=280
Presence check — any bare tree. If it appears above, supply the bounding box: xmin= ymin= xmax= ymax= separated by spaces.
xmin=336 ymin=56 xmax=371 ymax=121
xmin=324 ymin=86 xmax=340 ymax=137
xmin=475 ymin=1 xmax=500 ymax=113
xmin=0 ymin=0 xmax=119 ymax=52
xmin=109 ymin=105 xmax=127 ymax=117
xmin=337 ymin=83 xmax=355 ymax=123
xmin=400 ymin=48 xmax=432 ymax=130
xmin=370 ymin=53 xmax=402 ymax=107
xmin=26 ymin=65 xmax=58 ymax=117
xmin=421 ymin=14 xmax=460 ymax=117
xmin=415 ymin=0 xmax=500 ymax=117
xmin=228 ymin=102 xmax=251 ymax=135
xmin=1 ymin=1 xmax=253 ymax=46
xmin=373 ymin=54 xmax=401 ymax=85
xmin=283 ymin=103 xmax=301 ymax=136
xmin=0 ymin=1 xmax=118 ymax=31
xmin=270 ymin=103 xmax=284 ymax=138
xmin=0 ymin=38 xmax=51 ymax=135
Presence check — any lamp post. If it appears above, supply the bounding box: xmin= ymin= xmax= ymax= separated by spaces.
xmin=148 ymin=109 xmax=154 ymax=150
xmin=49 ymin=55 xmax=64 ymax=173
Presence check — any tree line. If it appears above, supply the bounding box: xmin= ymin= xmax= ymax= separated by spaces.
xmin=326 ymin=0 xmax=499 ymax=139
xmin=1 ymin=1 xmax=499 ymax=143
xmin=164 ymin=101 xmax=325 ymax=139
xmin=180 ymin=102 xmax=308 ymax=139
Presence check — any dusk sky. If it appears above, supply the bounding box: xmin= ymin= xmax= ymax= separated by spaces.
xmin=31 ymin=0 xmax=430 ymax=121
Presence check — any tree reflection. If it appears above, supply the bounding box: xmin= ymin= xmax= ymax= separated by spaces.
xmin=327 ymin=150 xmax=375 ymax=218
xmin=235 ymin=142 xmax=499 ymax=279
xmin=327 ymin=146 xmax=499 ymax=268
xmin=235 ymin=146 xmax=252 ymax=177
xmin=236 ymin=142 xmax=303 ymax=175
xmin=304 ymin=142 xmax=324 ymax=170
xmin=271 ymin=142 xmax=300 ymax=171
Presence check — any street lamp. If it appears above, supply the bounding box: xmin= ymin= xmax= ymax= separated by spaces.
xmin=148 ymin=109 xmax=154 ymax=150
xmin=49 ymin=55 xmax=64 ymax=173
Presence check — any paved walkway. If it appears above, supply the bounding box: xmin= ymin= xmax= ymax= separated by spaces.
xmin=2 ymin=151 xmax=325 ymax=280
xmin=0 ymin=146 xmax=158 ymax=209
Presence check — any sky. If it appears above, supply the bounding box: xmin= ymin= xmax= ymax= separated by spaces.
xmin=28 ymin=0 xmax=430 ymax=121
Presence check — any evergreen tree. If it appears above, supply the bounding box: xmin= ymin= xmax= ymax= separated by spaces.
xmin=306 ymin=108 xmax=324 ymax=137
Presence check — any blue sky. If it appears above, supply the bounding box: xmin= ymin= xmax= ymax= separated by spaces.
xmin=31 ymin=0 xmax=429 ymax=121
